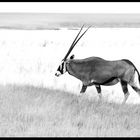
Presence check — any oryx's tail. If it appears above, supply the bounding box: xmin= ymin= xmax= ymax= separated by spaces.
xmin=122 ymin=59 xmax=140 ymax=84
xmin=134 ymin=66 xmax=140 ymax=85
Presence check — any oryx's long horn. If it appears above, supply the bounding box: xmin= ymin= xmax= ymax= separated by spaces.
xmin=72 ymin=25 xmax=92 ymax=48
xmin=63 ymin=25 xmax=85 ymax=61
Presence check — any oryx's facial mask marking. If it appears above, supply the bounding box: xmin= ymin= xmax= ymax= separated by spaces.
xmin=55 ymin=61 xmax=67 ymax=77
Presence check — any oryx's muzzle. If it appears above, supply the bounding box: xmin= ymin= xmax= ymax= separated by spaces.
xmin=55 ymin=71 xmax=61 ymax=77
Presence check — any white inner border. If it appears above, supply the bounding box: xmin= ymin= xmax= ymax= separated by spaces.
xmin=0 ymin=2 xmax=140 ymax=13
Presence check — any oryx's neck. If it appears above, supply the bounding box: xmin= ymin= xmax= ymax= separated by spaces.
xmin=66 ymin=59 xmax=86 ymax=81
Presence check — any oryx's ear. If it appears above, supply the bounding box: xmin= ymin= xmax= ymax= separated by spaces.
xmin=70 ymin=54 xmax=75 ymax=59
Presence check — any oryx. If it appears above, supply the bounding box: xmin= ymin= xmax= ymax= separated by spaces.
xmin=55 ymin=25 xmax=140 ymax=104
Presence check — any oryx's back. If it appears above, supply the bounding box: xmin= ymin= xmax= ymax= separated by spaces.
xmin=68 ymin=56 xmax=120 ymax=73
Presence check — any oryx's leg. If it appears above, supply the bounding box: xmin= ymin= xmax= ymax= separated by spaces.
xmin=120 ymin=80 xmax=130 ymax=104
xmin=80 ymin=84 xmax=87 ymax=94
xmin=95 ymin=85 xmax=102 ymax=99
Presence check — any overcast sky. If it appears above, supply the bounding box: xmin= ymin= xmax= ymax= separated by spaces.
xmin=0 ymin=2 xmax=140 ymax=13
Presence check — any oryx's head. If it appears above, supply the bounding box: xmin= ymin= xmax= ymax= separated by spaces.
xmin=55 ymin=55 xmax=75 ymax=77
xmin=55 ymin=25 xmax=91 ymax=77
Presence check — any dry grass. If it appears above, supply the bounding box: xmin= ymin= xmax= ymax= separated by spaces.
xmin=0 ymin=84 xmax=140 ymax=137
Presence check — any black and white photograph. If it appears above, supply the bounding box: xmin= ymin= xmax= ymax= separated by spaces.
xmin=0 ymin=2 xmax=140 ymax=137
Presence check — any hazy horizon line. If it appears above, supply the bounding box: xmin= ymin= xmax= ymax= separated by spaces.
xmin=0 ymin=12 xmax=140 ymax=29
